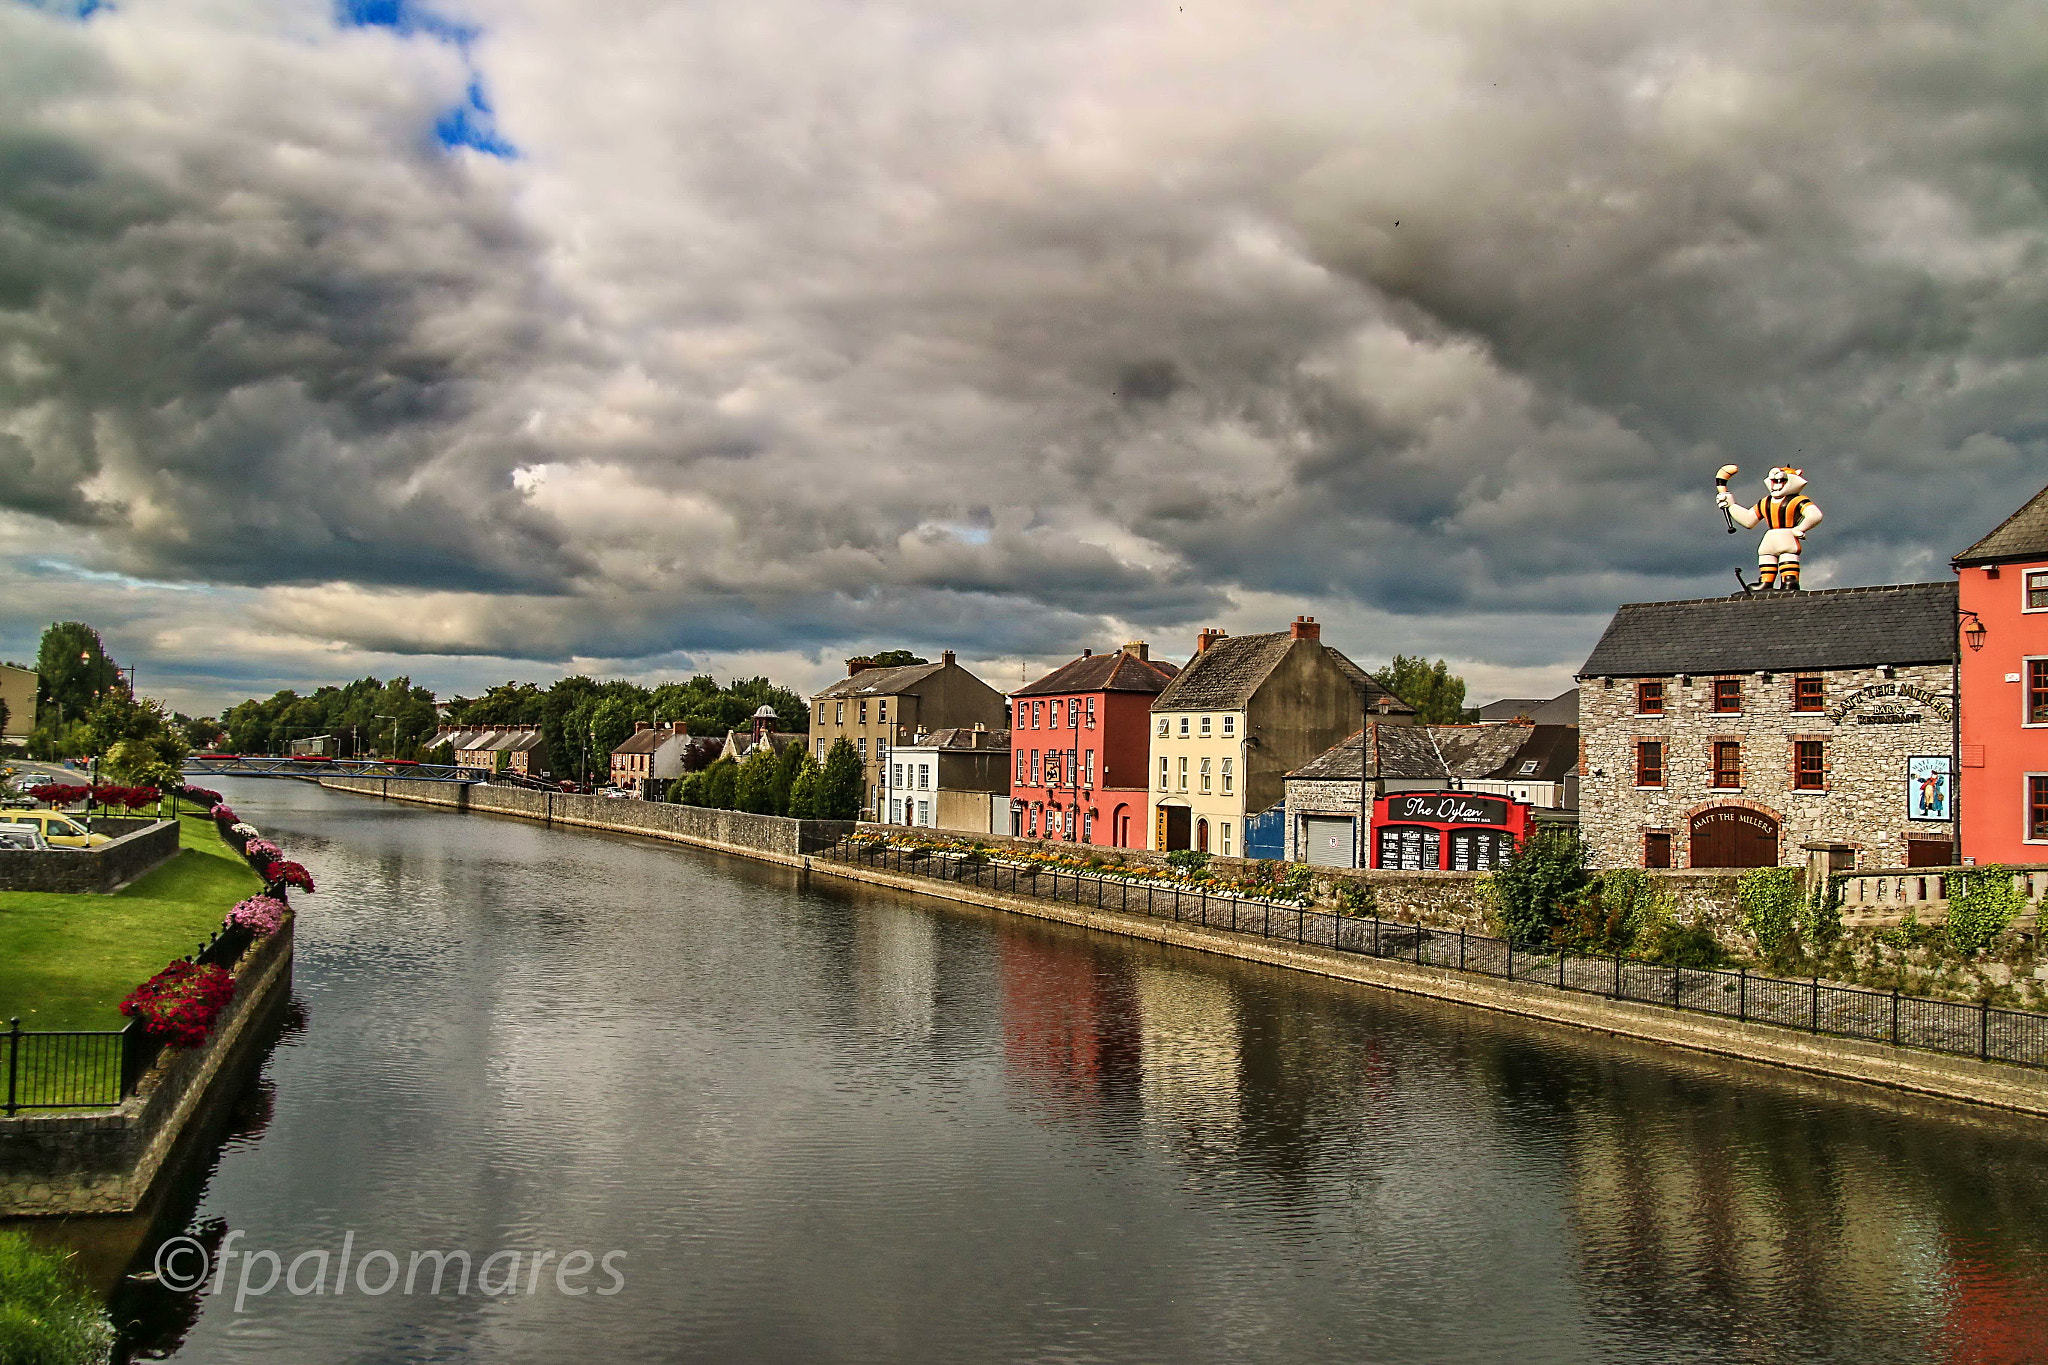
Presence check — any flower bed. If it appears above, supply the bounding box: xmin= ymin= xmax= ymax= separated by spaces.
xmin=119 ymin=960 xmax=237 ymax=1048
xmin=227 ymin=894 xmax=289 ymax=936
xmin=845 ymin=830 xmax=1317 ymax=906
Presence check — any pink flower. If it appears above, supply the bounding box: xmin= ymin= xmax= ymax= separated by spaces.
xmin=227 ymin=895 xmax=288 ymax=936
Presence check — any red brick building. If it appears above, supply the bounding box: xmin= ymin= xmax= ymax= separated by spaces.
xmin=1955 ymin=482 xmax=2048 ymax=863
xmin=1008 ymin=643 xmax=1177 ymax=848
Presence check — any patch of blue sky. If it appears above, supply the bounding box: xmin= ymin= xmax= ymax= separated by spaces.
xmin=15 ymin=1 xmax=109 ymax=20
xmin=25 ymin=559 xmax=212 ymax=593
xmin=336 ymin=1 xmax=515 ymax=157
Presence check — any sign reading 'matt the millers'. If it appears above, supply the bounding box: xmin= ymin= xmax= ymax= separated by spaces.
xmin=1372 ymin=791 xmax=1533 ymax=873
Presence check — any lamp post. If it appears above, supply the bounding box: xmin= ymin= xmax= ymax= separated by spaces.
xmin=1953 ymin=609 xmax=1985 ymax=865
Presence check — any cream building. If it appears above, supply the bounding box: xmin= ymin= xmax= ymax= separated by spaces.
xmin=1148 ymin=618 xmax=1413 ymax=856
xmin=0 ymin=663 xmax=35 ymax=744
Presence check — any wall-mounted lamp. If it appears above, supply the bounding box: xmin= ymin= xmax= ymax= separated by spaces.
xmin=1960 ymin=610 xmax=1987 ymax=652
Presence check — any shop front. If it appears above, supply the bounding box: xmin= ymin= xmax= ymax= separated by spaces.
xmin=1371 ymin=791 xmax=1534 ymax=872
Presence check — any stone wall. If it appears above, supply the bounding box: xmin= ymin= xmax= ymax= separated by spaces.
xmin=1580 ymin=663 xmax=1956 ymax=870
xmin=0 ymin=819 xmax=180 ymax=893
xmin=0 ymin=919 xmax=294 ymax=1216
xmin=320 ymin=777 xmax=855 ymax=863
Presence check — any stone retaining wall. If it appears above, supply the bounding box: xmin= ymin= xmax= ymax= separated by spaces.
xmin=321 ymin=777 xmax=856 ymax=864
xmin=0 ymin=819 xmax=180 ymax=894
xmin=0 ymin=919 xmax=295 ymax=1216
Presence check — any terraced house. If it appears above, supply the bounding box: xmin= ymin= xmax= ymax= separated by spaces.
xmin=1008 ymin=642 xmax=1178 ymax=848
xmin=1148 ymin=618 xmax=1414 ymax=856
xmin=809 ymin=652 xmax=1008 ymax=819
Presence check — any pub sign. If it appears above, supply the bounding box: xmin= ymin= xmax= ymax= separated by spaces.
xmin=1371 ymin=791 xmax=1534 ymax=872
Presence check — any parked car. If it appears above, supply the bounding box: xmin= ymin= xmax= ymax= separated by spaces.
xmin=1 ymin=812 xmax=114 ymax=848
xmin=0 ymin=825 xmax=52 ymax=851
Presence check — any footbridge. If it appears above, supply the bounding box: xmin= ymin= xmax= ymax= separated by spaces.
xmin=183 ymin=756 xmax=473 ymax=783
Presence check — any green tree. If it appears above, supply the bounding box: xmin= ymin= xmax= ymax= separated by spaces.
xmin=82 ymin=690 xmax=189 ymax=776
xmin=771 ymin=740 xmax=806 ymax=814
xmin=1488 ymin=823 xmax=1591 ymax=945
xmin=734 ymin=747 xmax=781 ymax=814
xmin=862 ymin=650 xmax=927 ymax=668
xmin=787 ymin=753 xmax=823 ymax=818
xmin=700 ymin=758 xmax=739 ymax=809
xmin=818 ymin=738 xmax=865 ymax=819
xmin=36 ymin=622 xmax=121 ymax=728
xmin=1371 ymin=655 xmax=1468 ymax=724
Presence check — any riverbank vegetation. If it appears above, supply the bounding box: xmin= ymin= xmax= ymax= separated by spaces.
xmin=0 ymin=814 xmax=262 ymax=1029
xmin=0 ymin=1232 xmax=112 ymax=1365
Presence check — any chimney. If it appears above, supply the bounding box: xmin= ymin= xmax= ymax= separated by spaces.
xmin=1290 ymin=615 xmax=1321 ymax=642
xmin=635 ymin=721 xmax=651 ymax=732
xmin=1082 ymin=647 xmax=1092 ymax=657
xmin=942 ymin=649 xmax=956 ymax=666
xmin=1197 ymin=628 xmax=1227 ymax=653
xmin=1123 ymin=640 xmax=1148 ymax=661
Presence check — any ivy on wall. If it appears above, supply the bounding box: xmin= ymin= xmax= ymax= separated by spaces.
xmin=1946 ymin=865 xmax=2024 ymax=955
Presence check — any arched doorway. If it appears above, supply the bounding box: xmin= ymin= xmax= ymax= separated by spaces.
xmin=1112 ymin=804 xmax=1129 ymax=847
xmin=1689 ymin=806 xmax=1779 ymax=868
xmin=1196 ymin=818 xmax=1209 ymax=852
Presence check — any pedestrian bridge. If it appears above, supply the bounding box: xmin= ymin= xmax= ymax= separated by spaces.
xmin=183 ymin=756 xmax=472 ymax=783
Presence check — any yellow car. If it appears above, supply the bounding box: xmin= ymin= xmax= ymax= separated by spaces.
xmin=1 ymin=811 xmax=114 ymax=848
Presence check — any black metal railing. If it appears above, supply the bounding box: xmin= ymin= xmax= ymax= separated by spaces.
xmin=819 ymin=841 xmax=2048 ymax=1070
xmin=2 ymin=1017 xmax=142 ymax=1115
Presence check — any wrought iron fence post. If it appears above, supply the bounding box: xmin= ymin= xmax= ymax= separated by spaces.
xmin=1372 ymin=918 xmax=1380 ymax=957
xmin=4 ymin=1017 xmax=18 ymax=1117
xmin=1612 ymin=953 xmax=1621 ymax=999
xmin=1811 ymin=977 xmax=1820 ymax=1034
xmin=1507 ymin=938 xmax=1513 ymax=981
xmin=1891 ymin=987 xmax=1900 ymax=1046
xmin=1672 ymin=964 xmax=1680 ymax=1011
xmin=1981 ymin=998 xmax=1992 ymax=1060
xmin=1460 ymin=928 xmax=1467 ymax=971
xmin=1739 ymin=968 xmax=1747 ymax=1023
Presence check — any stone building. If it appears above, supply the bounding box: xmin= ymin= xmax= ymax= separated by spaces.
xmin=1577 ymin=583 xmax=1959 ymax=870
xmin=809 ymin=652 xmax=1008 ymax=820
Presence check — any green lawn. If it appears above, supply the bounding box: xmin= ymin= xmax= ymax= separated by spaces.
xmin=0 ymin=813 xmax=263 ymax=1030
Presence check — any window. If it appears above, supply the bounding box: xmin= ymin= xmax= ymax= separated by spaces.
xmin=1085 ymin=697 xmax=1096 ymax=726
xmin=2031 ymin=776 xmax=2048 ymax=841
xmin=1033 ymin=701 xmax=1043 ymax=728
xmin=1222 ymin=715 xmax=1235 ymax=736
xmin=1031 ymin=749 xmax=1040 ymax=785
xmin=892 ymin=763 xmax=903 ymax=787
xmin=2029 ymin=570 xmax=2048 ymax=611
xmin=1159 ymin=756 xmax=1169 ymax=790
xmin=1794 ymin=740 xmax=1825 ymax=790
xmin=816 ymin=704 xmax=826 ymax=726
xmin=917 ymin=799 xmax=929 ymax=826
xmin=1083 ymin=811 xmax=1095 ymax=841
xmin=817 ymin=738 xmax=828 ymax=759
xmin=1793 ymin=676 xmax=1824 ymax=712
xmin=1712 ymin=679 xmax=1742 ymax=713
xmin=919 ymin=763 xmax=931 ymax=790
xmin=1518 ymin=760 xmax=1538 ymax=775
xmin=1712 ymin=741 xmax=1741 ymax=788
xmin=1029 ymin=805 xmax=1039 ymax=836
xmin=1063 ymin=808 xmax=1075 ymax=839
xmin=2031 ymin=660 xmax=2048 ymax=725
xmin=1201 ymin=715 xmax=1212 ymax=736
xmin=858 ymin=700 xmax=868 ymax=723
xmin=1179 ymin=717 xmax=1190 ymax=736
xmin=1221 ymin=757 xmax=1233 ymax=794
xmin=1157 ymin=717 xmax=1169 ymax=736
xmin=834 ymin=702 xmax=844 ymax=724
xmin=876 ymin=739 xmax=887 ymax=769
xmin=1635 ymin=740 xmax=1664 ymax=787
xmin=1200 ymin=756 xmax=1212 ymax=792
xmin=1084 ymin=749 xmax=1095 ymax=785
xmin=1636 ymin=680 xmax=1664 ymax=715
xmin=857 ymin=738 xmax=867 ymax=759
xmin=1068 ymin=699 xmax=1079 ymax=727
xmin=1644 ymin=832 xmax=1673 ymax=868
xmin=1178 ymin=756 xmax=1188 ymax=790
xmin=1016 ymin=750 xmax=1027 ymax=784
xmin=1220 ymin=822 xmax=1232 ymax=857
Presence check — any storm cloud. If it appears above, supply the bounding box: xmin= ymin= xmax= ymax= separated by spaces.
xmin=3 ymin=0 xmax=2045 ymax=706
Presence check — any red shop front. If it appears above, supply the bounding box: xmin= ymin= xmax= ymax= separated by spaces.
xmin=1371 ymin=791 xmax=1534 ymax=872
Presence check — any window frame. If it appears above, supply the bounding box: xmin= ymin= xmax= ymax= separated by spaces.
xmin=1710 ymin=740 xmax=1742 ymax=789
xmin=1222 ymin=715 xmax=1235 ymax=736
xmin=1793 ymin=739 xmax=1826 ymax=791
xmin=2026 ymin=569 xmax=2048 ymax=613
xmin=2029 ymin=774 xmax=2048 ymax=843
xmin=1792 ymin=676 xmax=1825 ymax=713
xmin=1635 ymin=739 xmax=1664 ymax=788
xmin=1178 ymin=756 xmax=1188 ymax=791
xmin=1636 ymin=680 xmax=1665 ymax=716
xmin=1711 ymin=678 xmax=1743 ymax=714
xmin=1200 ymin=715 xmax=1212 ymax=737
xmin=1200 ymin=756 xmax=1212 ymax=793
xmin=2028 ymin=658 xmax=2048 ymax=727
xmin=1220 ymin=756 xmax=1233 ymax=794
xmin=1159 ymin=755 xmax=1169 ymax=790
xmin=1179 ymin=716 xmax=1190 ymax=737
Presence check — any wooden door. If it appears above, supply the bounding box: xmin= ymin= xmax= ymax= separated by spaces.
xmin=1688 ymin=807 xmax=1778 ymax=868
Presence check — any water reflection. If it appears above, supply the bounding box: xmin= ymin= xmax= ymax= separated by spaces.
xmin=64 ymin=779 xmax=2048 ymax=1363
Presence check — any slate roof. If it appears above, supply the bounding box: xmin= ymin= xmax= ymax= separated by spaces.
xmin=899 ymin=727 xmax=1011 ymax=751
xmin=1286 ymin=722 xmax=1534 ymax=783
xmin=1956 ymin=482 xmax=2048 ymax=565
xmin=1476 ymin=688 xmax=1578 ymax=725
xmin=1483 ymin=725 xmax=1578 ymax=784
xmin=611 ymin=725 xmax=682 ymax=758
xmin=1151 ymin=632 xmax=1412 ymax=714
xmin=1012 ymin=650 xmax=1178 ymax=697
xmin=812 ymin=660 xmax=948 ymax=699
xmin=1577 ymin=583 xmax=1958 ymax=677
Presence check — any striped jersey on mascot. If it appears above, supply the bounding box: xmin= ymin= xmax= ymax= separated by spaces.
xmin=1716 ymin=466 xmax=1824 ymax=590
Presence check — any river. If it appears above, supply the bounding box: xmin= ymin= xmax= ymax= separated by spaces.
xmin=62 ymin=779 xmax=2048 ymax=1360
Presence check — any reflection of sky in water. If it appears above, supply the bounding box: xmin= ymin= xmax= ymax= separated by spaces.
xmin=100 ymin=778 xmax=2048 ymax=1364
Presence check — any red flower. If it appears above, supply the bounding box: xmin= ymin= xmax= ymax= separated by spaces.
xmin=119 ymin=960 xmax=237 ymax=1048
xmin=271 ymin=861 xmax=316 ymax=893
xmin=29 ymin=783 xmax=90 ymax=807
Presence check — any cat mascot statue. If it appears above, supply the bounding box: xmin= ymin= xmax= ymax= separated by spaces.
xmin=1715 ymin=464 xmax=1823 ymax=591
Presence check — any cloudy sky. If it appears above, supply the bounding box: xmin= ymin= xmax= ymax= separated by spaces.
xmin=3 ymin=0 xmax=2044 ymax=714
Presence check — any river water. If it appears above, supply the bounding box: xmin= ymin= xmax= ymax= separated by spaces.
xmin=73 ymin=780 xmax=2048 ymax=1360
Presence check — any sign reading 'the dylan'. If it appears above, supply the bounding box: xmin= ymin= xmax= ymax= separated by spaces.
xmin=1384 ymin=792 xmax=1511 ymax=826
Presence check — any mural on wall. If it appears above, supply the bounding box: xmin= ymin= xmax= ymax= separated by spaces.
xmin=1907 ymin=756 xmax=1953 ymax=822
xmin=1715 ymin=464 xmax=1824 ymax=591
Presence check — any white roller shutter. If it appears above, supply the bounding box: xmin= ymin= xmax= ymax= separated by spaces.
xmin=1302 ymin=816 xmax=1356 ymax=868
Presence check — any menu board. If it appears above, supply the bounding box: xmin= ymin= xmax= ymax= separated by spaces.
xmin=1378 ymin=825 xmax=1441 ymax=871
xmin=1448 ymin=829 xmax=1513 ymax=871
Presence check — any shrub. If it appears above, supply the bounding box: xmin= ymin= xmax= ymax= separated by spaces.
xmin=1739 ymin=867 xmax=1806 ymax=963
xmin=209 ymin=803 xmax=237 ymax=823
xmin=0 ymin=1231 xmax=114 ymax=1365
xmin=787 ymin=754 xmax=823 ymax=818
xmin=1334 ymin=879 xmax=1377 ymax=918
xmin=1490 ymin=824 xmax=1591 ymax=945
xmin=243 ymin=838 xmax=282 ymax=863
xmin=1638 ymin=921 xmax=1733 ymax=969
xmin=28 ymin=784 xmax=89 ymax=808
xmin=227 ymin=895 xmax=289 ymax=936
xmin=1947 ymin=864 xmax=2024 ymax=955
xmin=701 ymin=759 xmax=739 ymax=811
xmin=120 ymin=961 xmax=236 ymax=1048
xmin=817 ymin=740 xmax=864 ymax=820
xmin=1164 ymin=849 xmax=1211 ymax=874
xmin=177 ymin=784 xmax=222 ymax=807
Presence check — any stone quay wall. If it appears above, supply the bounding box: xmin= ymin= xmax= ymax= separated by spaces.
xmin=0 ymin=818 xmax=180 ymax=894
xmin=321 ymin=777 xmax=855 ymax=864
xmin=1580 ymin=663 xmax=1956 ymax=870
xmin=0 ymin=919 xmax=295 ymax=1217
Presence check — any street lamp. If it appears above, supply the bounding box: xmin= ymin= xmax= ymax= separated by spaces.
xmin=1960 ymin=610 xmax=1987 ymax=652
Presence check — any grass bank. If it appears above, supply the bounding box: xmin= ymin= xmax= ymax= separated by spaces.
xmin=0 ymin=1230 xmax=113 ymax=1365
xmin=0 ymin=814 xmax=262 ymax=1029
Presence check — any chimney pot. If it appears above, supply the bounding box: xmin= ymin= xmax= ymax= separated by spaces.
xmin=1289 ymin=615 xmax=1321 ymax=642
xmin=635 ymin=721 xmax=651 ymax=732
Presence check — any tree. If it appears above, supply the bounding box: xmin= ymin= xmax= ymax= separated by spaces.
xmin=700 ymin=758 xmax=739 ymax=810
xmin=787 ymin=753 xmax=823 ymax=818
xmin=862 ymin=650 xmax=927 ymax=668
xmin=1372 ymin=655 xmax=1468 ymax=725
xmin=818 ymin=738 xmax=865 ymax=819
xmin=1488 ymin=824 xmax=1591 ymax=945
xmin=735 ymin=747 xmax=781 ymax=814
xmin=771 ymin=740 xmax=805 ymax=814
xmin=36 ymin=622 xmax=122 ymax=733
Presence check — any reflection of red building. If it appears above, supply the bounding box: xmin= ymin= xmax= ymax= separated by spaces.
xmin=1934 ymin=1251 xmax=2048 ymax=1364
xmin=1954 ymin=484 xmax=2048 ymax=864
xmin=1371 ymin=790 xmax=1534 ymax=870
xmin=1008 ymin=643 xmax=1177 ymax=848
xmin=998 ymin=934 xmax=1139 ymax=1108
